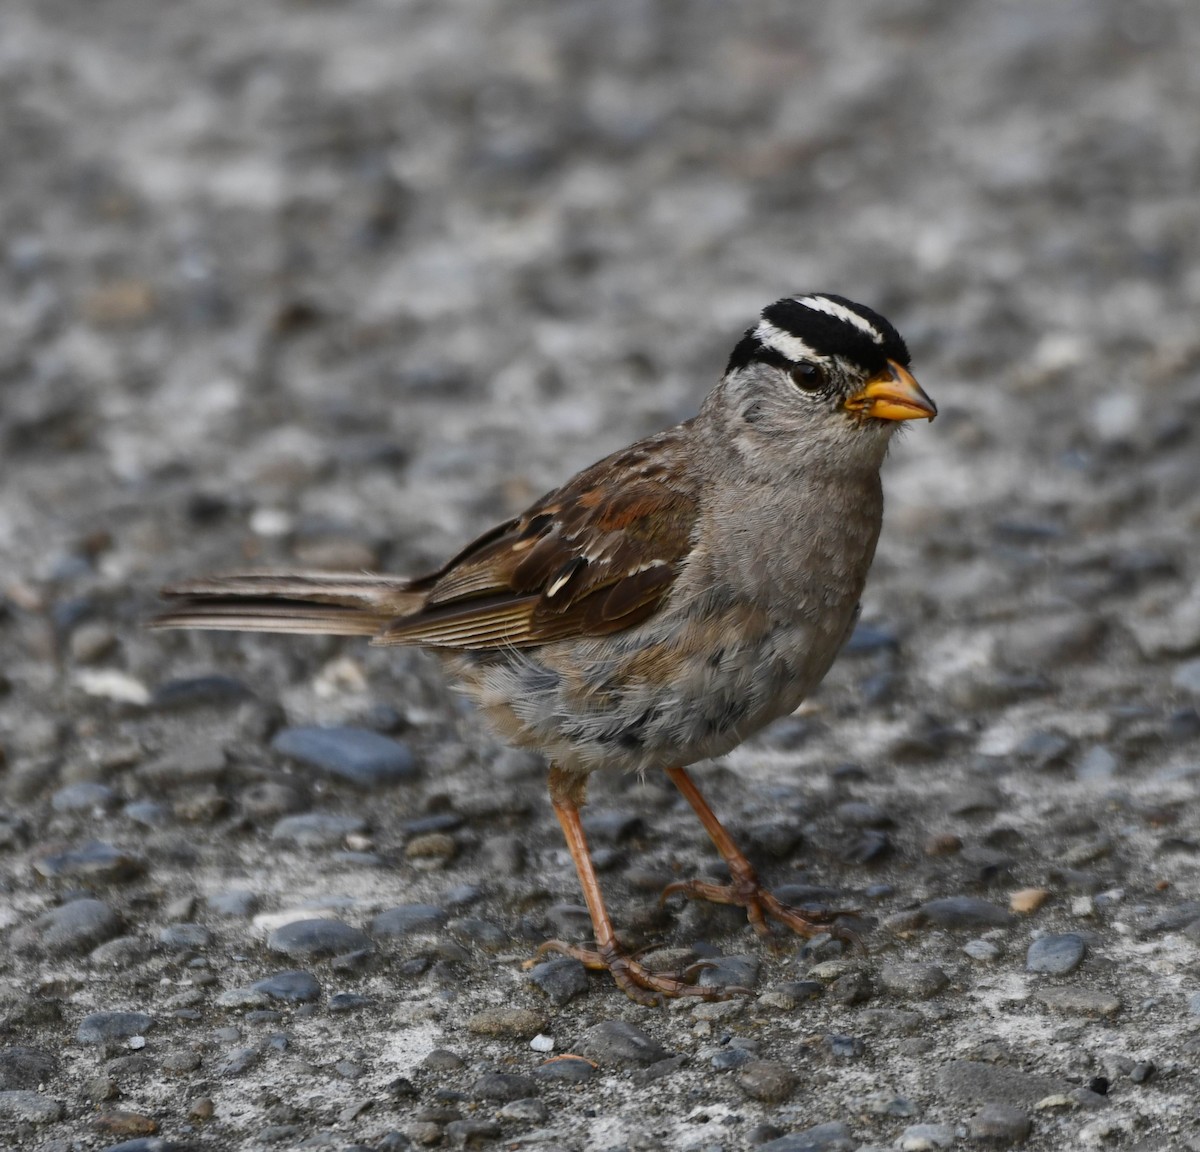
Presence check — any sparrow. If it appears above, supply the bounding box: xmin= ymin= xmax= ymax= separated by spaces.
xmin=153 ymin=293 xmax=936 ymax=1004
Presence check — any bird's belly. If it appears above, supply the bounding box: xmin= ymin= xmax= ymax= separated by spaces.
xmin=452 ymin=594 xmax=857 ymax=776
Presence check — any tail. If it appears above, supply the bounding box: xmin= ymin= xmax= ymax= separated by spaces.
xmin=151 ymin=572 xmax=422 ymax=638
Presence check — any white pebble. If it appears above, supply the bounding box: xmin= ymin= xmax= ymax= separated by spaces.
xmin=1071 ymin=896 xmax=1095 ymax=918
xmin=128 ymin=1035 xmax=146 ymax=1050
xmin=530 ymin=1033 xmax=554 ymax=1053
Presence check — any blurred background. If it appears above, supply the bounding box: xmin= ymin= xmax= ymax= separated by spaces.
xmin=2 ymin=3 xmax=1200 ymax=1147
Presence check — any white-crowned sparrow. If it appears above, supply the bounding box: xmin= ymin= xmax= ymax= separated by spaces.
xmin=155 ymin=293 xmax=936 ymax=1003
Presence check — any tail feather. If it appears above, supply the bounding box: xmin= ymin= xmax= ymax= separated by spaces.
xmin=152 ymin=572 xmax=421 ymax=638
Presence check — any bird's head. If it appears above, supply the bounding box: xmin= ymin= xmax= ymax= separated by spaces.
xmin=710 ymin=293 xmax=936 ymax=467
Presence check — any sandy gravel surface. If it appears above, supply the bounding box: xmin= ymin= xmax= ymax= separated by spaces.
xmin=2 ymin=2 xmax=1200 ymax=1149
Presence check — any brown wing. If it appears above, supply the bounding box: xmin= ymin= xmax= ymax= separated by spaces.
xmin=376 ymin=429 xmax=700 ymax=650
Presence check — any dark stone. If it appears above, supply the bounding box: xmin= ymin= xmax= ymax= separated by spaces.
xmin=525 ymin=957 xmax=589 ymax=1006
xmin=271 ymin=726 xmax=417 ymax=787
xmin=469 ymin=1073 xmax=539 ymax=1102
xmin=446 ymin=917 xmax=507 ymax=951
xmin=0 ymin=1047 xmax=58 ymax=1090
xmin=250 ymin=971 xmax=322 ymax=1003
xmin=267 ymin=919 xmax=371 ymax=959
xmin=919 ymin=897 xmax=1017 ymax=929
xmin=631 ymin=1054 xmax=687 ymax=1084
xmin=328 ymin=993 xmax=373 ymax=1013
xmin=531 ymin=1055 xmax=594 ymax=1082
xmin=21 ymin=898 xmax=123 ymax=954
xmin=151 ymin=675 xmax=254 ymax=710
xmin=33 ymin=841 xmax=145 ymax=884
xmin=697 ymin=953 xmax=760 ymax=990
xmin=371 ymin=904 xmax=447 ymax=937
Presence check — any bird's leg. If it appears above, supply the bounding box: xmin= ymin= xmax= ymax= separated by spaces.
xmin=661 ymin=765 xmax=855 ymax=942
xmin=535 ymin=764 xmax=744 ymax=1005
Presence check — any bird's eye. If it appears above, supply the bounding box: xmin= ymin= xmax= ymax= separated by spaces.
xmin=789 ymin=362 xmax=825 ymax=391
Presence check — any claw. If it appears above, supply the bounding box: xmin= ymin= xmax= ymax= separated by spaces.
xmin=536 ymin=938 xmax=751 ymax=1005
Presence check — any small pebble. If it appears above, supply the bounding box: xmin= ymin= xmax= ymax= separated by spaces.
xmin=1026 ymin=933 xmax=1086 ymax=974
xmin=1010 ymin=887 xmax=1050 ymax=914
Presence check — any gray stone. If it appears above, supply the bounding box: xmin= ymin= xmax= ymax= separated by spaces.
xmin=1173 ymin=658 xmax=1200 ymax=695
xmin=580 ymin=1020 xmax=670 ymax=1066
xmin=757 ymin=1121 xmax=856 ymax=1151
xmin=21 ymin=899 xmax=122 ymax=954
xmin=158 ymin=923 xmax=212 ymax=950
xmin=0 ymin=1090 xmax=64 ymax=1123
xmin=208 ymin=890 xmax=259 ymax=918
xmin=879 ymin=962 xmax=950 ymax=999
xmin=0 ymin=1046 xmax=57 ymax=1090
xmin=899 ymin=1124 xmax=956 ymax=1150
xmin=968 ymin=1103 xmax=1031 ymax=1145
xmin=270 ymin=812 xmax=367 ymax=848
xmin=51 ymin=781 xmax=118 ymax=812
xmin=216 ymin=1047 xmax=259 ymax=1076
xmin=470 ymin=1072 xmax=539 ymax=1102
xmin=33 ymin=841 xmax=144 ymax=884
xmin=250 ymin=970 xmax=322 ymax=1002
xmin=936 ymin=1060 xmax=1066 ymax=1108
xmin=267 ymin=918 xmax=371 ymax=959
xmin=737 ymin=1059 xmax=796 ymax=1103
xmin=1026 ymin=933 xmax=1086 ymax=974
xmin=371 ymin=904 xmax=448 ymax=938
xmin=77 ymin=1011 xmax=156 ymax=1044
xmin=1036 ymin=987 xmax=1120 ymax=1017
xmin=271 ymin=726 xmax=417 ymax=786
xmin=497 ymin=1097 xmax=548 ymax=1123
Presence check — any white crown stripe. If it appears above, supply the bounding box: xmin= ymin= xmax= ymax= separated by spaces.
xmin=754 ymin=320 xmax=819 ymax=362
xmin=794 ymin=296 xmax=886 ymax=344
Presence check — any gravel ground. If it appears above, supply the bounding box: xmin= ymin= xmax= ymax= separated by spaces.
xmin=3 ymin=1 xmax=1200 ymax=1149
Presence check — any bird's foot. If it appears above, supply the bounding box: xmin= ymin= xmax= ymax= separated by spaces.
xmin=532 ymin=938 xmax=750 ymax=1006
xmin=661 ymin=876 xmax=865 ymax=953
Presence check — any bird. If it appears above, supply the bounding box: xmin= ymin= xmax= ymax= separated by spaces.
xmin=153 ymin=293 xmax=936 ymax=1004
